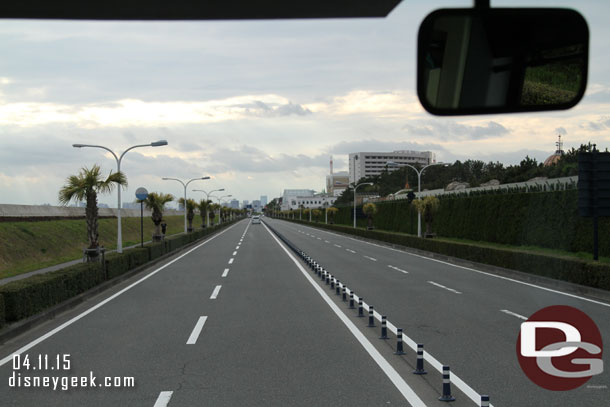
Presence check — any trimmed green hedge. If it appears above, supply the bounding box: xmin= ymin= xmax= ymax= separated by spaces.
xmin=0 ymin=262 xmax=104 ymax=322
xmin=0 ymin=293 xmax=5 ymax=328
xmin=286 ymin=219 xmax=610 ymax=291
xmin=0 ymin=218 xmax=243 ymax=325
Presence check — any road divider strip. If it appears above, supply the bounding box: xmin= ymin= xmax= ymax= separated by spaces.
xmin=186 ymin=316 xmax=208 ymax=345
xmin=263 ymin=220 xmax=493 ymax=407
xmin=427 ymin=281 xmax=462 ymax=294
xmin=210 ymin=285 xmax=222 ymax=300
xmin=154 ymin=391 xmax=174 ymax=407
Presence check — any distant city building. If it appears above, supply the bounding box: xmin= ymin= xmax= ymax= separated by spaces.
xmin=242 ymin=200 xmax=249 ymax=209
xmin=252 ymin=200 xmax=262 ymax=213
xmin=348 ymin=150 xmax=436 ymax=184
xmin=282 ymin=194 xmax=337 ymax=211
xmin=260 ymin=195 xmax=268 ymax=207
xmin=230 ymin=199 xmax=240 ymax=209
xmin=281 ymin=189 xmax=315 ymax=210
xmin=122 ymin=202 xmax=140 ymax=209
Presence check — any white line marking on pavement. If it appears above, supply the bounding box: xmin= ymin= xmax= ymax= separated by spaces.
xmin=262 ymin=223 xmax=427 ymax=407
xmin=388 ymin=265 xmax=409 ymax=274
xmin=154 ymin=391 xmax=174 ymax=407
xmin=235 ymin=246 xmax=240 ymax=250
xmin=325 ymin=240 xmax=330 ymax=243
xmin=500 ymin=309 xmax=528 ymax=320
xmin=222 ymin=268 xmax=229 ymax=278
xmin=210 ymin=285 xmax=222 ymax=299
xmin=186 ymin=316 xmax=208 ymax=344
xmin=228 ymin=258 xmax=234 ymax=264
xmin=334 ymin=244 xmax=342 ymax=248
xmin=232 ymin=251 xmax=237 ymax=255
xmin=363 ymin=255 xmax=377 ymax=262
xmin=291 ymin=223 xmax=610 ymax=309
xmin=428 ymin=281 xmax=462 ymax=294
xmin=0 ymin=220 xmax=246 ymax=368
xmin=346 ymin=249 xmax=356 ymax=253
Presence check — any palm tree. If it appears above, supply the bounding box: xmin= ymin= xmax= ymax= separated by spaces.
xmin=139 ymin=192 xmax=174 ymax=240
xmin=178 ymin=198 xmax=197 ymax=232
xmin=362 ymin=202 xmax=378 ymax=230
xmin=209 ymin=203 xmax=219 ymax=226
xmin=198 ymin=199 xmax=212 ymax=228
xmin=412 ymin=196 xmax=440 ymax=237
xmin=58 ymin=164 xmax=127 ymax=259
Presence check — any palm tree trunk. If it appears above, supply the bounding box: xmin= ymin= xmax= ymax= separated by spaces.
xmin=86 ymin=190 xmax=99 ymax=251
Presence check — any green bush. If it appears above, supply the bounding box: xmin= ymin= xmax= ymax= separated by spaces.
xmin=147 ymin=242 xmax=165 ymax=260
xmin=0 ymin=293 xmax=5 ymax=328
xmin=104 ymin=252 xmax=130 ymax=280
xmin=0 ymin=262 xmax=104 ymax=322
xmin=127 ymin=248 xmax=150 ymax=269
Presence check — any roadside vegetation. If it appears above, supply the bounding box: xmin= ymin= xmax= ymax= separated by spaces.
xmin=0 ymin=215 xmax=186 ymax=279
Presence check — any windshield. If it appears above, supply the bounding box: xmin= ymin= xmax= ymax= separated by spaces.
xmin=0 ymin=1 xmax=609 ymax=406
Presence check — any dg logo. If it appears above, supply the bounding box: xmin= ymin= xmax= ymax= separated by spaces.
xmin=516 ymin=305 xmax=604 ymax=391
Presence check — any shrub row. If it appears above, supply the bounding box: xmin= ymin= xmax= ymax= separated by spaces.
xmin=324 ymin=189 xmax=610 ymax=258
xmin=285 ymin=219 xmax=610 ymax=291
xmin=0 ymin=220 xmax=240 ymax=327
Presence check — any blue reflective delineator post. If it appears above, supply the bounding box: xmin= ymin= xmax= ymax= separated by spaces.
xmin=368 ymin=305 xmax=375 ymax=327
xmin=413 ymin=344 xmax=427 ymax=374
xmin=481 ymin=395 xmax=490 ymax=407
xmin=342 ymin=286 xmax=347 ymax=301
xmin=380 ymin=315 xmax=388 ymax=339
xmin=358 ymin=298 xmax=364 ymax=317
xmin=439 ymin=366 xmax=456 ymax=402
xmin=349 ymin=292 xmax=355 ymax=309
xmin=394 ymin=328 xmax=405 ymax=355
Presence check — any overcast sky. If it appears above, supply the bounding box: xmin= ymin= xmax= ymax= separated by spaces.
xmin=1 ymin=0 xmax=609 ymax=207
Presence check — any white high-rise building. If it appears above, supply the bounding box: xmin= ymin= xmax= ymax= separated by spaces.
xmin=348 ymin=150 xmax=436 ymax=184
xmin=260 ymin=195 xmax=268 ymax=207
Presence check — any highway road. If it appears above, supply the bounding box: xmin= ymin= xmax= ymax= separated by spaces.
xmin=0 ymin=217 xmax=608 ymax=406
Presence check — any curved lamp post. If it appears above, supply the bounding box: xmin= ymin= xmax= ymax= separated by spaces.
xmin=387 ymin=161 xmax=448 ymax=237
xmin=353 ymin=182 xmax=374 ymax=228
xmin=162 ymin=176 xmax=210 ymax=233
xmin=72 ymin=139 xmax=168 ymax=253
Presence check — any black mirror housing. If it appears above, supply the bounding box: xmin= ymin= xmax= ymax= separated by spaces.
xmin=417 ymin=8 xmax=589 ymax=115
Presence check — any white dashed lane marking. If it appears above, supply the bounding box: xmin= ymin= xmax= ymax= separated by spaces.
xmin=210 ymin=285 xmax=222 ymax=299
xmin=428 ymin=281 xmax=462 ymax=294
xmin=363 ymin=255 xmax=377 ymax=262
xmin=500 ymin=309 xmax=528 ymax=320
xmin=186 ymin=316 xmax=208 ymax=344
xmin=388 ymin=265 xmax=408 ymax=274
xmin=222 ymin=268 xmax=229 ymax=278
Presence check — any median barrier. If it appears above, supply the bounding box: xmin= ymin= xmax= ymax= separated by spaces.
xmin=263 ymin=221 xmax=493 ymax=406
xmin=0 ymin=293 xmax=5 ymax=328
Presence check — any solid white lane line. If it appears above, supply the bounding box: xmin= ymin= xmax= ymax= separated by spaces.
xmin=262 ymin=223 xmax=427 ymax=407
xmin=222 ymin=268 xmax=229 ymax=278
xmin=186 ymin=316 xmax=208 ymax=344
xmin=210 ymin=285 xmax=222 ymax=299
xmin=500 ymin=309 xmax=528 ymax=320
xmin=154 ymin=391 xmax=174 ymax=407
xmin=363 ymin=255 xmax=377 ymax=262
xmin=291 ymin=223 xmax=610 ymax=309
xmin=427 ymin=281 xmax=462 ymax=294
xmin=0 ymin=220 xmax=246 ymax=368
xmin=388 ymin=265 xmax=409 ymax=274
xmin=232 ymin=251 xmax=237 ymax=255
xmin=228 ymin=258 xmax=234 ymax=264
xmin=334 ymin=244 xmax=342 ymax=248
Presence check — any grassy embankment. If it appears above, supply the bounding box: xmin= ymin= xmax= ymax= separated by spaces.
xmin=0 ymin=214 xmax=215 ymax=279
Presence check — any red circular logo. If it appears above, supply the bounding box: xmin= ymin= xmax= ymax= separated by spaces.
xmin=516 ymin=305 xmax=603 ymax=391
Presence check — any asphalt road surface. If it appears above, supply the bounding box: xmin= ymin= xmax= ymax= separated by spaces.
xmin=0 ymin=217 xmax=608 ymax=406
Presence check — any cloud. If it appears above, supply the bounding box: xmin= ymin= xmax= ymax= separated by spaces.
xmin=402 ymin=120 xmax=510 ymax=141
xmin=578 ymin=116 xmax=610 ymax=132
xmin=555 ymin=127 xmax=568 ymax=135
xmin=329 ymin=139 xmax=446 ymax=155
xmin=234 ymin=100 xmax=312 ymax=117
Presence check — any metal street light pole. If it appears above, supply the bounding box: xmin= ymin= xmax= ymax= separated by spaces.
xmin=353 ymin=182 xmax=373 ymax=228
xmin=193 ymin=188 xmax=224 ymax=228
xmin=388 ymin=161 xmax=447 ymax=237
xmin=162 ymin=176 xmax=210 ymax=233
xmin=210 ymin=194 xmax=232 ymax=224
xmin=72 ymin=140 xmax=168 ymax=253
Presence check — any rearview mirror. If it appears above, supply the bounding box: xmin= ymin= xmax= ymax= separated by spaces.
xmin=417 ymin=8 xmax=589 ymax=115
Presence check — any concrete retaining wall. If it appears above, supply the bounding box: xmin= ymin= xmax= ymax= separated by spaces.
xmin=0 ymin=204 xmax=184 ymax=218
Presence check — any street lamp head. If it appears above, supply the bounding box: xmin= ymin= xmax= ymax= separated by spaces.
xmin=151 ymin=140 xmax=168 ymax=147
xmin=161 ymin=177 xmax=171 ymax=180
xmin=201 ymin=176 xmax=211 ymax=180
xmin=218 ymin=188 xmax=225 ymax=192
xmin=72 ymin=144 xmax=85 ymax=148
